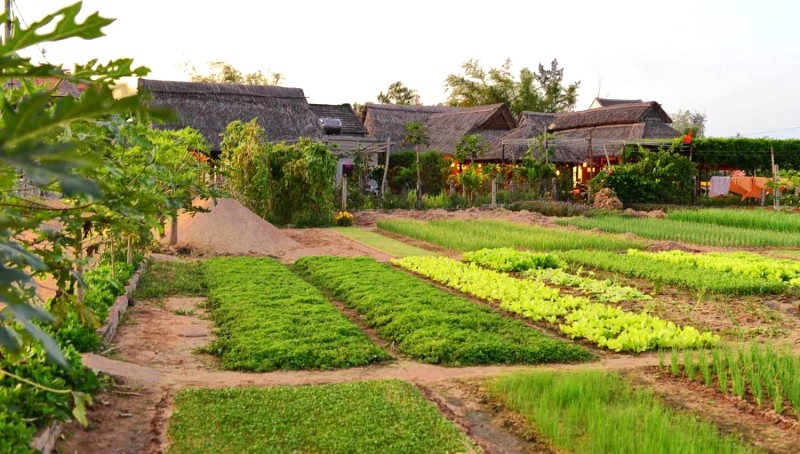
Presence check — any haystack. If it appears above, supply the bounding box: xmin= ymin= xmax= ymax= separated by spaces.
xmin=593 ymin=188 xmax=623 ymax=210
xmin=166 ymin=198 xmax=299 ymax=256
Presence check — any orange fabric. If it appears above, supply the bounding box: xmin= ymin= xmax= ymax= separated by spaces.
xmin=729 ymin=177 xmax=771 ymax=200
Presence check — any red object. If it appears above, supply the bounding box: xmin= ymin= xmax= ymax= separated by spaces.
xmin=682 ymin=131 xmax=693 ymax=144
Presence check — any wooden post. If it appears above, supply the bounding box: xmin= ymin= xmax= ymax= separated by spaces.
xmin=75 ymin=233 xmax=84 ymax=303
xmin=491 ymin=178 xmax=497 ymax=208
xmin=169 ymin=215 xmax=178 ymax=245
xmin=109 ymin=239 xmax=116 ymax=279
xmin=760 ymin=187 xmax=766 ymax=206
xmin=552 ymin=177 xmax=558 ymax=201
xmin=342 ymin=176 xmax=348 ymax=211
xmin=381 ymin=138 xmax=391 ymax=196
xmin=774 ymin=164 xmax=781 ymax=210
xmin=127 ymin=236 xmax=133 ymax=265
xmin=449 ymin=179 xmax=456 ymax=197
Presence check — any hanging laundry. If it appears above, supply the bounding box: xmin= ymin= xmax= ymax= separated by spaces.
xmin=708 ymin=176 xmax=731 ymax=197
xmin=729 ymin=176 xmax=772 ymax=200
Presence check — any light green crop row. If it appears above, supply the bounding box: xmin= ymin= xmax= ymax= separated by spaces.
xmin=393 ymin=257 xmax=717 ymax=352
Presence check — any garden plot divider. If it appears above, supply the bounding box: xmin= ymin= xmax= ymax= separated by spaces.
xmin=95 ymin=258 xmax=149 ymax=345
xmin=30 ymin=258 xmax=149 ymax=454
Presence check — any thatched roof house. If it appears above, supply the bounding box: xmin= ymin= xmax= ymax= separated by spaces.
xmin=309 ymin=103 xmax=368 ymax=137
xmin=547 ymin=101 xmax=682 ymax=162
xmin=362 ymin=103 xmax=460 ymax=146
xmin=362 ymin=102 xmax=515 ymax=154
xmin=138 ymin=79 xmax=322 ymax=152
xmin=588 ymin=97 xmax=643 ymax=109
xmin=480 ymin=101 xmax=682 ymax=164
xmin=483 ymin=112 xmax=559 ymax=162
xmin=427 ymin=104 xmax=516 ymax=153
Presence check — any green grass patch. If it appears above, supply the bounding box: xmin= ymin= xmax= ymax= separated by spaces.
xmin=557 ymin=215 xmax=800 ymax=248
xmin=330 ymin=226 xmax=435 ymax=257
xmin=378 ymin=219 xmax=644 ymax=252
xmin=133 ymin=259 xmax=207 ymax=299
xmin=294 ymin=256 xmax=593 ymax=366
xmin=168 ymin=380 xmax=473 ymax=453
xmin=204 ymin=257 xmax=388 ymax=371
xmin=489 ymin=370 xmax=755 ymax=453
xmin=557 ymin=250 xmax=786 ymax=296
xmin=669 ymin=208 xmax=800 ymax=232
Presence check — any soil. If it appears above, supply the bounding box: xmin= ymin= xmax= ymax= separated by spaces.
xmin=630 ymin=368 xmax=800 ymax=454
xmin=278 ymin=228 xmax=392 ymax=263
xmin=352 ymin=207 xmax=552 ymax=228
xmin=165 ymin=198 xmax=299 ymax=256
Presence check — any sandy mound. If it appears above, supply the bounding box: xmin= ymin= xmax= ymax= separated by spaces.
xmin=166 ymin=198 xmax=299 ymax=256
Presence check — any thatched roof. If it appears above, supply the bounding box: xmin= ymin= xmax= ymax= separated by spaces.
xmin=589 ymin=97 xmax=643 ymax=109
xmin=138 ymin=79 xmax=322 ymax=151
xmin=549 ymin=101 xmax=672 ymax=132
xmin=362 ymin=103 xmax=462 ymax=145
xmin=482 ymin=112 xmax=559 ymax=162
xmin=477 ymin=102 xmax=681 ymax=164
xmin=308 ymin=103 xmax=367 ymax=136
xmin=426 ymin=104 xmax=516 ymax=152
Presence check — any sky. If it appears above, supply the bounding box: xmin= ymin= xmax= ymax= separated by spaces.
xmin=15 ymin=0 xmax=800 ymax=138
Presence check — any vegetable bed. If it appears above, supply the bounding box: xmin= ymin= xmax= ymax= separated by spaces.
xmin=378 ymin=219 xmax=644 ymax=252
xmin=204 ymin=257 xmax=388 ymax=371
xmin=489 ymin=370 xmax=755 ymax=453
xmin=557 ymin=250 xmax=786 ymax=296
xmin=394 ymin=256 xmax=717 ymax=352
xmin=168 ymin=380 xmax=473 ymax=453
xmin=294 ymin=256 xmax=592 ymax=366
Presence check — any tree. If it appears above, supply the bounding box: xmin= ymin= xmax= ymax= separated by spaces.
xmin=402 ymin=121 xmax=430 ymax=209
xmin=377 ymin=81 xmax=421 ymax=105
xmin=188 ymin=60 xmax=283 ymax=86
xmin=445 ymin=58 xmax=580 ymax=116
xmin=454 ymin=133 xmax=490 ymax=163
xmin=671 ymin=109 xmax=707 ymax=137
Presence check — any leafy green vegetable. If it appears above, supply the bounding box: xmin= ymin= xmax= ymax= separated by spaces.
xmin=463 ymin=247 xmax=565 ymax=272
xmin=294 ymin=256 xmax=592 ymax=365
xmin=168 ymin=381 xmax=474 ymax=453
xmin=204 ymin=257 xmax=388 ymax=371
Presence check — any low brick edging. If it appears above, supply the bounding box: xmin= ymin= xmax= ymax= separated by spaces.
xmin=95 ymin=258 xmax=149 ymax=345
xmin=30 ymin=257 xmax=149 ymax=453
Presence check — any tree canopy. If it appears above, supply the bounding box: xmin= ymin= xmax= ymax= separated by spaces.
xmin=444 ymin=58 xmax=580 ymax=116
xmin=671 ymin=109 xmax=707 ymax=137
xmin=188 ymin=60 xmax=283 ymax=86
xmin=377 ymin=81 xmax=421 ymax=105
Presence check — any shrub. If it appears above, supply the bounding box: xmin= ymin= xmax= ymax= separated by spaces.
xmin=509 ymin=200 xmax=595 ymax=217
xmin=590 ymin=150 xmax=695 ymax=204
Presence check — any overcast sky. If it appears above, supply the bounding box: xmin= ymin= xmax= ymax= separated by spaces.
xmin=17 ymin=0 xmax=800 ymax=138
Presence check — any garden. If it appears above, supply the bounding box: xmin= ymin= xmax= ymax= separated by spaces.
xmin=4 ymin=3 xmax=800 ymax=454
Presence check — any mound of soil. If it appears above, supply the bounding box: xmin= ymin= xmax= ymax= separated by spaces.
xmin=647 ymin=241 xmax=701 ymax=253
xmin=165 ymin=198 xmax=299 ymax=256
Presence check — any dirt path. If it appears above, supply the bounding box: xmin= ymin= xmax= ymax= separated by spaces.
xmin=278 ymin=228 xmax=392 ymax=263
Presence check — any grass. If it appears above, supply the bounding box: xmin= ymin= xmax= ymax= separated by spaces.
xmin=330 ymin=226 xmax=435 ymax=257
xmin=557 ymin=215 xmax=800 ymax=248
xmin=132 ymin=259 xmax=207 ymax=299
xmin=204 ymin=257 xmax=388 ymax=371
xmin=668 ymin=208 xmax=800 ymax=232
xmin=489 ymin=370 xmax=755 ymax=454
xmin=294 ymin=256 xmax=593 ymax=366
xmin=168 ymin=380 xmax=473 ymax=453
xmin=378 ymin=219 xmax=645 ymax=252
xmin=556 ymin=249 xmax=785 ymax=296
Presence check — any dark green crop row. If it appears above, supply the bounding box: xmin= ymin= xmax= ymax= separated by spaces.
xmin=293 ymin=256 xmax=593 ymax=366
xmin=204 ymin=257 xmax=388 ymax=371
xmin=556 ymin=250 xmax=785 ymax=296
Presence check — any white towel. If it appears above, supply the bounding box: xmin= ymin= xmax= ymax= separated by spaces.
xmin=709 ymin=176 xmax=731 ymax=197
